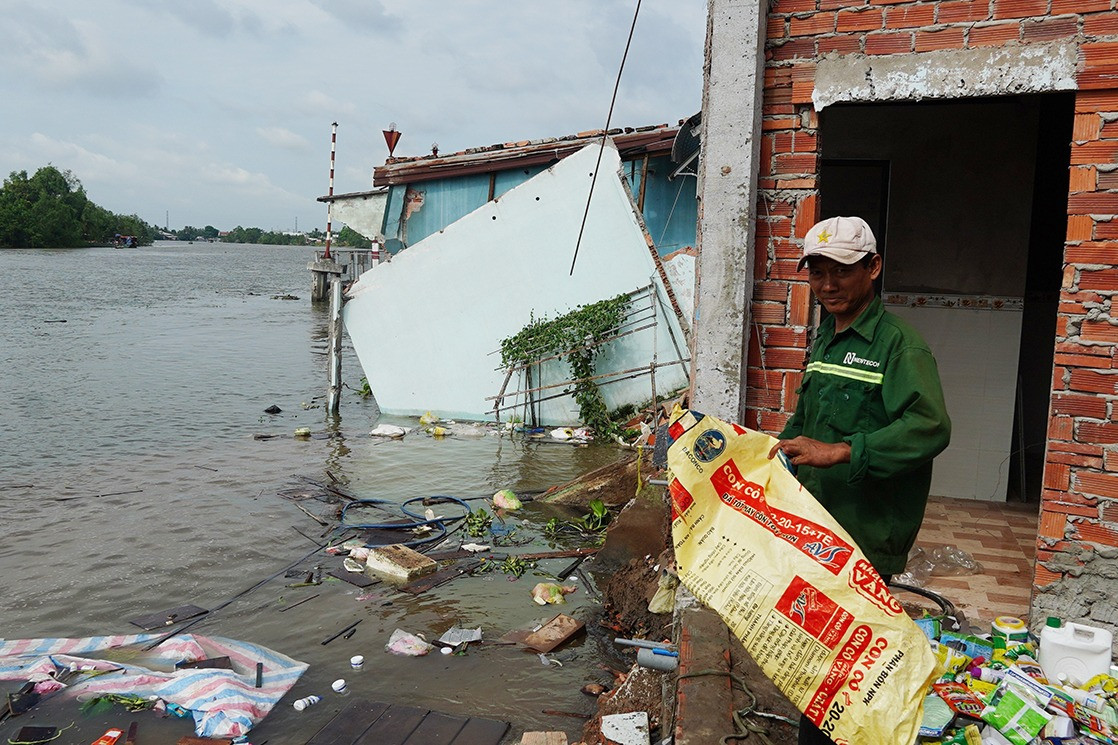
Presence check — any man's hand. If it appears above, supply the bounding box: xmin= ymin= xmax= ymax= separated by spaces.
xmin=767 ymin=437 xmax=851 ymax=468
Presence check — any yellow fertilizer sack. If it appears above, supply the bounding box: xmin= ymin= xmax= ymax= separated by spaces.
xmin=666 ymin=407 xmax=939 ymax=744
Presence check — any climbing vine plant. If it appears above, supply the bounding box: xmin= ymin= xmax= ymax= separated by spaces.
xmin=499 ymin=294 xmax=631 ymax=435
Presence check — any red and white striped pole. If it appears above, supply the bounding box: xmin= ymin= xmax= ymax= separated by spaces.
xmin=323 ymin=121 xmax=338 ymax=260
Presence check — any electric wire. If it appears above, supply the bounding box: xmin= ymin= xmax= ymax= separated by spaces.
xmin=569 ymin=0 xmax=643 ymax=276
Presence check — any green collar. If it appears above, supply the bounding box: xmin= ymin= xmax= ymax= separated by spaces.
xmin=823 ymin=296 xmax=884 ymax=343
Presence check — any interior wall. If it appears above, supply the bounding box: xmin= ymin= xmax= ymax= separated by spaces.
xmin=819 ymin=98 xmax=1049 ymax=501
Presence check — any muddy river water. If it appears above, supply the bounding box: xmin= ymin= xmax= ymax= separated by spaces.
xmin=0 ymin=242 xmax=629 ymax=743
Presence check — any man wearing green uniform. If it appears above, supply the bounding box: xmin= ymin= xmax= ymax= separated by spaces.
xmin=766 ymin=216 xmax=951 ymax=745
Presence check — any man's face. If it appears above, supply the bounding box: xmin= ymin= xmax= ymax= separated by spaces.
xmin=805 ymin=255 xmax=881 ymax=326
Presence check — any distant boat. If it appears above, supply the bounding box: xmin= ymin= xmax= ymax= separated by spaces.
xmin=341 ymin=141 xmax=692 ymax=425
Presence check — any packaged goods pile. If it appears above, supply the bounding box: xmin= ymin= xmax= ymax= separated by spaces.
xmin=917 ymin=615 xmax=1115 ymax=744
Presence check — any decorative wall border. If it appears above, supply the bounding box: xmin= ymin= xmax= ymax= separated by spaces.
xmin=883 ymin=293 xmax=1024 ymax=312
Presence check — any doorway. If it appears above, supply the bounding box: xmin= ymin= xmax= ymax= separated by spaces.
xmin=818 ymin=94 xmax=1073 ymax=503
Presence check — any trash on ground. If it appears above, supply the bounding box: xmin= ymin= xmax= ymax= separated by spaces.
xmin=385 ymin=629 xmax=433 ymax=657
xmin=635 ymin=647 xmax=678 ymax=672
xmin=438 ymin=626 xmax=483 ymax=647
xmin=293 ymin=427 xmax=311 ymax=438
xmin=419 ymin=411 xmax=440 ymax=426
xmin=263 ymin=405 xmax=282 ymax=414
xmin=896 ymin=545 xmax=983 ymax=587
xmin=461 ymin=542 xmax=490 ymax=553
xmin=530 ymin=582 xmax=576 ymax=606
xmin=293 ymin=695 xmax=321 ymax=711
xmin=492 ymin=489 xmax=522 ymax=510
xmin=0 ymin=634 xmax=306 ymax=739
xmin=520 ymin=732 xmax=569 ymax=745
xmin=369 ymin=424 xmax=409 ymax=438
xmin=327 ymin=567 xmax=375 ymax=587
xmin=538 ymin=654 xmax=562 ymax=667
xmin=331 ymin=678 xmax=347 ymax=693
xmin=90 ymin=728 xmax=124 ymax=745
xmin=521 ymin=613 xmax=585 ymax=653
xmin=599 ymin=711 xmax=649 ymax=745
xmin=364 ymin=543 xmax=438 ymax=584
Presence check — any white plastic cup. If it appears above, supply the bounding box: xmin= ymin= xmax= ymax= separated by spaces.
xmin=331 ymin=678 xmax=348 ymax=694
xmin=350 ymin=655 xmax=364 ymax=670
xmin=293 ymin=695 xmax=321 ymax=711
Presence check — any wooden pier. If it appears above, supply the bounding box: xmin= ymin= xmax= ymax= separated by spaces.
xmin=307 ymin=248 xmax=380 ymax=302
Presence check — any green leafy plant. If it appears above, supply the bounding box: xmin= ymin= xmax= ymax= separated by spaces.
xmin=499 ymin=295 xmax=631 ymax=436
xmin=464 ymin=508 xmax=493 ymax=537
xmin=356 ymin=377 xmax=372 ymax=397
xmin=580 ymin=498 xmax=611 ymax=532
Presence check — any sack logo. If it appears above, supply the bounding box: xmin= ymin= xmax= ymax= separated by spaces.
xmin=849 ymin=559 xmax=903 ymax=615
xmin=692 ymin=429 xmax=726 ymax=462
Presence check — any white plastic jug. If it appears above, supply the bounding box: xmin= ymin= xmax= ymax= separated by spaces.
xmin=1038 ymin=618 xmax=1114 ymax=686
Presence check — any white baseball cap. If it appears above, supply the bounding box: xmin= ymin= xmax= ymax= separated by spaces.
xmin=798 ymin=216 xmax=877 ymax=271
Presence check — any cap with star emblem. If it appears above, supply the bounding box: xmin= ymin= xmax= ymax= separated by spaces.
xmin=798 ymin=216 xmax=877 ymax=270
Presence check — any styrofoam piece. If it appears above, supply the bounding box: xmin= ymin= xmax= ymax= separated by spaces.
xmin=600 ymin=712 xmax=649 ymax=745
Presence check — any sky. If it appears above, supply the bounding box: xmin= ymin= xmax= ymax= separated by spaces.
xmin=0 ymin=1 xmax=707 ymax=234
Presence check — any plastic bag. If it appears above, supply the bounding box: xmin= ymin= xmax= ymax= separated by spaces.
xmin=531 ymin=582 xmax=575 ymax=605
xmin=666 ymin=407 xmax=939 ymax=744
xmin=385 ymin=629 xmax=432 ymax=656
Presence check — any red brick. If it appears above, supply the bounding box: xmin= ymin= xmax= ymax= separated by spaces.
xmin=968 ymin=21 xmax=1021 ymax=46
xmin=773 ymin=152 xmax=818 ymax=173
xmin=1081 ymin=318 xmax=1118 ymax=341
xmin=789 ymin=283 xmax=813 ymax=326
xmin=818 ymin=34 xmax=864 ymax=54
xmin=768 ymin=15 xmax=788 ymax=40
xmin=1079 ymin=67 xmax=1118 ymax=90
xmin=916 ymin=27 xmax=966 ymax=51
xmin=1049 ymin=451 xmax=1105 ymax=469
xmin=885 ymin=4 xmax=936 ymax=28
xmin=769 ymin=259 xmax=805 ymax=280
xmin=784 ymin=371 xmax=802 ymax=410
xmin=1039 ymin=508 xmax=1068 ymax=539
xmin=764 ymin=327 xmax=807 ymax=347
xmin=752 ymin=302 xmax=788 ymax=324
xmin=1084 ymin=13 xmax=1118 ymax=37
xmin=764 ymin=347 xmax=809 ymax=369
xmin=838 ymin=7 xmax=884 ymax=31
xmin=1067 ymin=214 xmax=1096 ymax=241
xmin=1070 ymin=520 xmax=1118 ymax=546
xmin=1056 ymin=315 xmax=1069 ymax=337
xmin=1069 ymin=192 xmax=1118 ymax=214
xmin=1079 ymin=271 xmax=1118 ymax=293
xmin=938 ymin=0 xmax=990 ymax=23
xmin=1057 ymin=352 xmax=1114 ymax=369
xmin=773 ymin=240 xmax=803 ymax=261
xmin=773 ymin=0 xmax=818 ymax=12
xmin=865 ymin=31 xmax=914 ymax=54
xmin=1071 ymin=140 xmax=1118 ymax=166
xmin=1056 ymin=341 xmax=1112 ymax=357
xmin=1102 ymin=500 xmax=1118 ymax=521
xmin=1050 ymin=415 xmax=1074 ymax=441
xmin=1045 ymin=462 xmax=1073 ymax=490
xmin=1048 ymin=501 xmax=1103 ymax=518
xmin=790 ymin=12 xmax=836 ymax=36
xmin=1051 ymin=394 xmax=1109 ymax=418
xmin=1075 ymin=89 xmax=1118 ymax=113
xmin=763 ymin=116 xmax=801 ymax=131
xmin=1075 ymin=471 xmax=1118 ymax=498
xmin=754 ymin=282 xmax=789 ymax=303
xmin=1033 ymin=563 xmax=1063 ymax=587
xmin=819 ymin=0 xmax=852 ymax=9
xmin=769 ymin=176 xmax=818 ymax=189
xmin=771 ymin=37 xmax=818 ymax=61
xmin=1096 ymin=221 xmax=1118 ymax=240
xmin=993 ymin=0 xmax=1049 ymax=19
xmin=746 ymin=385 xmax=783 ymax=409
xmin=1082 ymin=42 xmax=1118 ymax=68
xmin=759 ymin=410 xmax=791 ymax=435
xmin=1070 ymin=369 xmax=1118 ymax=394
xmin=1022 ymin=16 xmax=1080 ymax=43
xmin=795 ymin=193 xmax=819 ymax=239
xmin=1102 ymin=120 xmax=1118 ymax=139
xmin=868 ymin=0 xmax=915 ymax=5
xmin=1053 ymin=0 xmax=1109 ymax=11
xmin=1068 ymin=166 xmax=1098 ymax=194
xmin=1066 ymin=241 xmax=1118 ymax=263
xmin=748 ymin=367 xmax=783 ymax=391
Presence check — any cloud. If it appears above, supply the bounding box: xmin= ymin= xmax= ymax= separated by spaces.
xmin=257 ymin=127 xmax=310 ymax=151
xmin=308 ymin=0 xmax=400 ymax=33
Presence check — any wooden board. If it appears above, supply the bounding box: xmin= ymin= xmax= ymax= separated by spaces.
xmin=129 ymin=604 xmax=208 ymax=630
xmin=521 ymin=613 xmax=585 ymax=653
xmin=397 ymin=560 xmax=481 ymax=595
xmin=521 ymin=734 xmax=568 ymax=745
xmin=305 ymin=700 xmax=508 ymax=745
xmin=305 ymin=700 xmax=389 ymax=745
xmin=328 ymin=567 xmax=376 ymax=587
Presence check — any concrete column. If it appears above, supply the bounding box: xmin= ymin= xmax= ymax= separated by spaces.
xmin=690 ymin=0 xmax=767 ymax=423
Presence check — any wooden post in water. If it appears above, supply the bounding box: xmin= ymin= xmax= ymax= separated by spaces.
xmin=327 ymin=277 xmax=343 ymax=414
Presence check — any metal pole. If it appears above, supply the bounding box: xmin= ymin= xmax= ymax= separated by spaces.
xmin=324 ymin=122 xmax=338 ymax=261
xmin=327 ymin=278 xmax=343 ymax=414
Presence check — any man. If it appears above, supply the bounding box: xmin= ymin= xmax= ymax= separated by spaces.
xmin=766 ymin=215 xmax=951 ymax=745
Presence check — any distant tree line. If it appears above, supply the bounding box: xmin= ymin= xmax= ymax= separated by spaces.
xmin=217 ymin=225 xmax=372 ymax=247
xmin=0 ymin=166 xmax=158 ymax=248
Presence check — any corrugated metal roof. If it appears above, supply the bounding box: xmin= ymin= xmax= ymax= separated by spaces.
xmin=372 ymin=122 xmax=683 ymax=186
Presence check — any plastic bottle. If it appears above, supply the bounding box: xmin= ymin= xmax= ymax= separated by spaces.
xmin=350 ymin=655 xmax=364 ymax=670
xmin=1039 ymin=617 xmax=1114 ymax=685
xmin=293 ymin=695 xmax=321 ymax=711
xmin=992 ymin=616 xmax=1030 ymax=644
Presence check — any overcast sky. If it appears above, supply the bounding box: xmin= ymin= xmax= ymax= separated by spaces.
xmin=0 ymin=1 xmax=706 ymax=233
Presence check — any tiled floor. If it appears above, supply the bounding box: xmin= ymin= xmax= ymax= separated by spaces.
xmin=901 ymin=495 xmax=1039 ymax=633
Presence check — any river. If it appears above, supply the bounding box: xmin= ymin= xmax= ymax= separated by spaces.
xmin=0 ymin=242 xmax=626 ymax=744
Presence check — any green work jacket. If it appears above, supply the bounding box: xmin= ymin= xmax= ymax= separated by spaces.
xmin=778 ymin=296 xmax=951 ymax=575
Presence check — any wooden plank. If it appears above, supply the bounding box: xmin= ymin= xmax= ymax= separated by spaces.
xmin=520 ymin=734 xmax=568 ymax=745
xmin=328 ymin=567 xmax=376 ymax=587
xmin=522 ymin=614 xmax=585 ymax=653
xmin=397 ymin=560 xmax=481 ymax=594
xmin=449 ymin=716 xmax=510 ymax=745
xmin=353 ymin=704 xmax=428 ymax=745
xmin=400 ymin=711 xmax=468 ymax=744
xmin=305 ymin=699 xmax=389 ymax=745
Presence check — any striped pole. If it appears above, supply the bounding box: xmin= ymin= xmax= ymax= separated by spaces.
xmin=324 ymin=122 xmax=338 ymax=260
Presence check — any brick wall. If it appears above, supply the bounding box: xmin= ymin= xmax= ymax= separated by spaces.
xmin=750 ymin=1 xmax=1118 ymax=607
